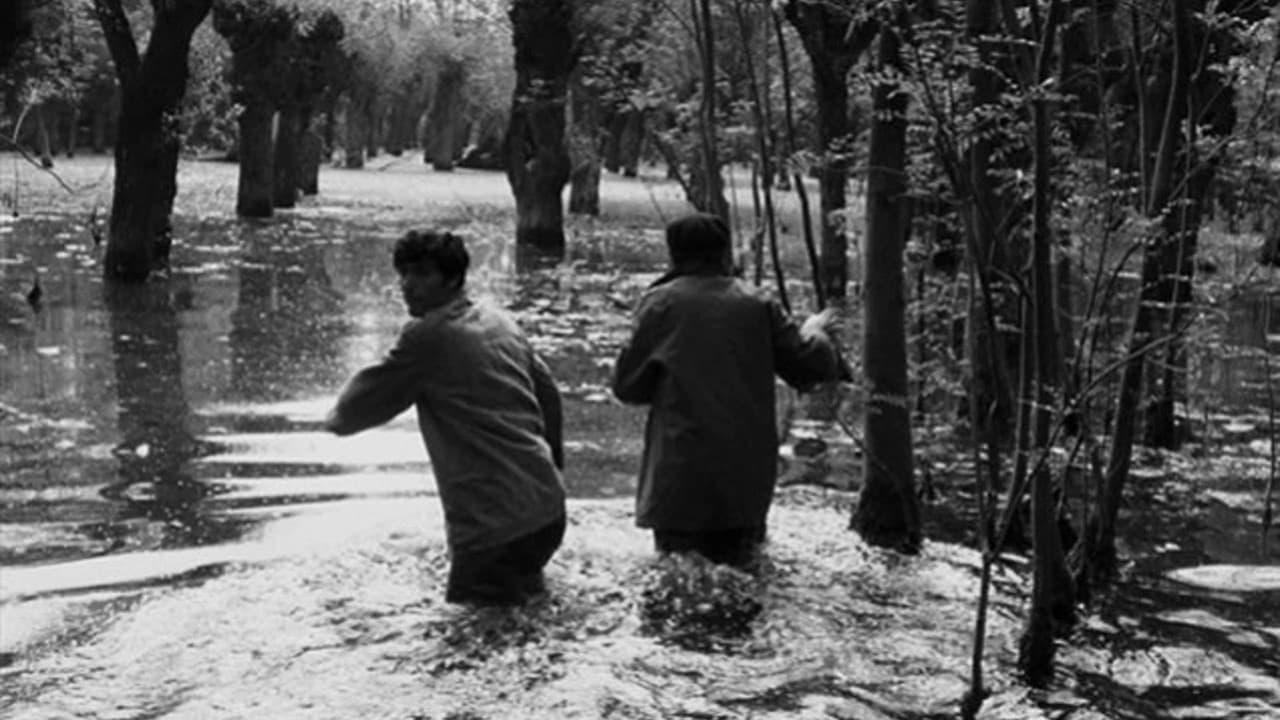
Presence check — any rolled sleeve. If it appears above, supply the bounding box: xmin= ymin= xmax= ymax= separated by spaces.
xmin=612 ymin=293 xmax=669 ymax=405
xmin=770 ymin=302 xmax=844 ymax=391
xmin=325 ymin=323 xmax=425 ymax=436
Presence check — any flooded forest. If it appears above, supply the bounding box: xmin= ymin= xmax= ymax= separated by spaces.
xmin=1 ymin=1 xmax=1278 ymax=719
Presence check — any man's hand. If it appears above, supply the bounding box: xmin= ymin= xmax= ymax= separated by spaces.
xmin=800 ymin=307 xmax=842 ymax=340
xmin=324 ymin=407 xmax=349 ymax=436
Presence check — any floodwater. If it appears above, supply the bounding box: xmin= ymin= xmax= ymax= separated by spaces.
xmin=1 ymin=157 xmax=1278 ymax=718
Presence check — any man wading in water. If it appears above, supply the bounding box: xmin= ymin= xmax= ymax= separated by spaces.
xmin=612 ymin=213 xmax=849 ymax=570
xmin=326 ymin=229 xmax=567 ymax=605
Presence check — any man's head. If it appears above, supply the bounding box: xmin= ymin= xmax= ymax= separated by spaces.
xmin=665 ymin=213 xmax=731 ymax=272
xmin=393 ymin=229 xmax=469 ymax=317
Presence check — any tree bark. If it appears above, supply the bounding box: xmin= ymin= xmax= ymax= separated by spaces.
xmin=618 ymin=110 xmax=644 ymax=176
xmin=273 ymin=104 xmax=300 ymax=208
xmin=94 ymin=0 xmax=211 ymax=282
xmin=965 ymin=0 xmax=1017 ymax=442
xmin=567 ymin=67 xmax=602 ymax=216
xmin=1089 ymin=0 xmax=1193 ymax=584
xmin=504 ymin=0 xmax=575 ymax=258
xmin=426 ymin=61 xmax=466 ymax=171
xmin=854 ymin=12 xmax=920 ymax=554
xmin=298 ymin=109 xmax=322 ymax=195
xmin=692 ymin=0 xmax=728 ymax=221
xmin=343 ymin=96 xmax=366 ymax=169
xmin=35 ymin=103 xmax=53 ymax=168
xmin=1017 ymin=0 xmax=1074 ymax=687
xmin=236 ymin=104 xmax=275 ymax=217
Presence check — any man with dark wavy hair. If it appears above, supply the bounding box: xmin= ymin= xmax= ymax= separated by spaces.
xmin=326 ymin=229 xmax=567 ymax=605
xmin=613 ymin=213 xmax=849 ymax=569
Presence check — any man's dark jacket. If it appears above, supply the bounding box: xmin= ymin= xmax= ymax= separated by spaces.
xmin=612 ymin=274 xmax=845 ymax=532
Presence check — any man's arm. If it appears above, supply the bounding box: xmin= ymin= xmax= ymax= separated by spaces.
xmin=325 ymin=326 xmax=423 ymax=436
xmin=771 ymin=304 xmax=850 ymax=391
xmin=611 ymin=293 xmax=668 ymax=405
xmin=530 ymin=350 xmax=564 ymax=470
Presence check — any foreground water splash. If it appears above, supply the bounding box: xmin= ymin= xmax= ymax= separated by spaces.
xmin=6 ymin=489 xmax=1275 ymax=719
xmin=0 ymin=495 xmax=1016 ymax=719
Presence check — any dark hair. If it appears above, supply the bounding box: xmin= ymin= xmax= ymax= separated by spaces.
xmin=665 ymin=213 xmax=730 ymax=264
xmin=393 ymin=230 xmax=469 ymax=285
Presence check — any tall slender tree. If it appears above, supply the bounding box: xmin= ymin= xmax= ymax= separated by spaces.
xmin=1018 ymin=0 xmax=1075 ymax=686
xmin=213 ymin=0 xmax=295 ymax=218
xmin=855 ymin=3 xmax=920 ymax=553
xmin=963 ymin=0 xmax=1018 ymax=442
xmin=1087 ymin=0 xmax=1270 ymax=582
xmin=785 ymin=0 xmax=878 ymax=301
xmin=94 ymin=0 xmax=212 ymax=281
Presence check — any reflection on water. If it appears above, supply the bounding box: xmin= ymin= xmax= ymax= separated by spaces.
xmin=97 ymin=282 xmax=220 ymax=548
xmin=229 ymin=226 xmax=347 ymax=401
xmin=0 ymin=211 xmax=653 ymax=596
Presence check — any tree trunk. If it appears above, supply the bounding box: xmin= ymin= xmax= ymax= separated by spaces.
xmin=504 ymin=0 xmax=575 ymax=258
xmin=343 ymin=97 xmax=365 ymax=169
xmin=384 ymin=99 xmax=406 ymax=156
xmin=363 ymin=101 xmax=380 ymax=160
xmin=1143 ymin=170 xmax=1210 ymax=449
xmin=64 ymin=102 xmax=80 ymax=158
xmin=1089 ymin=0 xmax=1193 ymax=584
xmin=426 ymin=61 xmax=466 ymax=171
xmin=35 ymin=103 xmax=53 ymax=168
xmin=618 ymin=110 xmax=644 ymax=177
xmin=1144 ymin=41 xmax=1230 ymax=449
xmin=854 ymin=14 xmax=920 ymax=554
xmin=236 ymin=103 xmax=275 ymax=217
xmin=1018 ymin=1 xmax=1074 ymax=686
xmin=692 ymin=0 xmax=728 ymax=222
xmin=602 ymin=111 xmax=623 ymax=173
xmin=95 ymin=0 xmax=211 ymax=282
xmin=298 ymin=109 xmax=322 ymax=195
xmin=92 ymin=95 xmax=109 ymax=153
xmin=567 ymin=68 xmax=602 ymax=216
xmin=965 ymin=0 xmax=1016 ymax=442
xmin=273 ymin=104 xmax=300 ymax=208
xmin=785 ymin=2 xmax=877 ymax=302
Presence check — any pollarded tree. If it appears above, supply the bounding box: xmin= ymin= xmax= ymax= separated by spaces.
xmin=505 ymin=0 xmax=577 ymax=259
xmin=277 ymin=10 xmax=344 ymax=204
xmin=94 ymin=0 xmax=212 ymax=282
xmin=424 ymin=56 xmax=468 ymax=170
xmin=213 ymin=0 xmax=295 ymax=218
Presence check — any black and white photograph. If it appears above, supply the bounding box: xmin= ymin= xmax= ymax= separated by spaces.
xmin=1 ymin=1 xmax=1278 ymax=717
